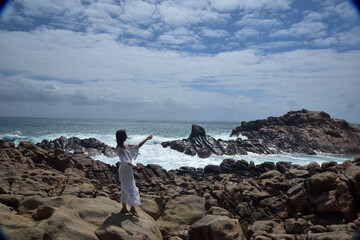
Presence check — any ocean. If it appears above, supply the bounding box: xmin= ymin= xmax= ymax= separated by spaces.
xmin=0 ymin=117 xmax=355 ymax=170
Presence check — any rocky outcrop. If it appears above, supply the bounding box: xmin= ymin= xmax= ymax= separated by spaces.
xmin=37 ymin=136 xmax=117 ymax=157
xmin=161 ymin=124 xmax=274 ymax=158
xmin=1 ymin=195 xmax=162 ymax=240
xmin=1 ymin=138 xmax=360 ymax=240
xmin=162 ymin=110 xmax=360 ymax=158
xmin=231 ymin=109 xmax=360 ymax=155
xmin=0 ymin=139 xmax=119 ymax=200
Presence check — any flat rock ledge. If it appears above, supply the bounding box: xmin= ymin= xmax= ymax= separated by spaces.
xmin=1 ymin=138 xmax=360 ymax=240
xmin=162 ymin=109 xmax=360 ymax=158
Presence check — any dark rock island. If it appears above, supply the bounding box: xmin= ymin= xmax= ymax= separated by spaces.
xmin=162 ymin=109 xmax=360 ymax=158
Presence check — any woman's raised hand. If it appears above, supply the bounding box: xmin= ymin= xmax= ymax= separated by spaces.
xmin=139 ymin=135 xmax=153 ymax=148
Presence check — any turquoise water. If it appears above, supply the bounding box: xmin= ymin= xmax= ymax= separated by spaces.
xmin=0 ymin=117 xmax=355 ymax=170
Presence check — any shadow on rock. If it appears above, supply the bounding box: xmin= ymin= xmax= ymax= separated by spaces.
xmin=96 ymin=211 xmax=162 ymax=240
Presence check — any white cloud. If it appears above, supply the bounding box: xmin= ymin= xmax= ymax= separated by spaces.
xmin=201 ymin=28 xmax=229 ymax=38
xmin=158 ymin=27 xmax=199 ymax=45
xmin=271 ymin=21 xmax=327 ymax=38
xmin=210 ymin=0 xmax=293 ymax=11
xmin=312 ymin=37 xmax=338 ymax=47
xmin=124 ymin=26 xmax=153 ymax=38
xmin=236 ymin=15 xmax=283 ymax=29
xmin=234 ymin=27 xmax=259 ymax=40
xmin=303 ymin=11 xmax=325 ymax=22
xmin=252 ymin=41 xmax=302 ymax=50
xmin=321 ymin=1 xmax=359 ymax=21
xmin=337 ymin=26 xmax=360 ymax=47
xmin=119 ymin=0 xmax=157 ymax=25
xmin=157 ymin=1 xmax=228 ymax=28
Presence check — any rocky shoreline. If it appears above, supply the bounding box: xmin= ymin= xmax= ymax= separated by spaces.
xmin=1 ymin=136 xmax=360 ymax=240
xmin=162 ymin=109 xmax=360 ymax=158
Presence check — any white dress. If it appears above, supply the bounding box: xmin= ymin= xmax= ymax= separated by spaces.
xmin=117 ymin=144 xmax=141 ymax=206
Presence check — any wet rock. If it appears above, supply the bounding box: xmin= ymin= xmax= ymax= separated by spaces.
xmin=204 ymin=165 xmax=222 ymax=174
xmin=189 ymin=124 xmax=206 ymax=138
xmin=37 ymin=136 xmax=117 ymax=157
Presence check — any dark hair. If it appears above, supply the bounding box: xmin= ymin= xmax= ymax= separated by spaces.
xmin=116 ymin=129 xmax=127 ymax=148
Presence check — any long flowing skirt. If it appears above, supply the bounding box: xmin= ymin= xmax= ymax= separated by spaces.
xmin=119 ymin=165 xmax=141 ymax=206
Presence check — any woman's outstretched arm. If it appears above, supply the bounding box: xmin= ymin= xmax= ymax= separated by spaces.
xmin=138 ymin=135 xmax=152 ymax=148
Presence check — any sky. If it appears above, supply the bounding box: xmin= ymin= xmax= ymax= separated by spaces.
xmin=0 ymin=0 xmax=359 ymax=123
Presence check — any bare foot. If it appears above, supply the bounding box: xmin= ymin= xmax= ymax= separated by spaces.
xmin=130 ymin=210 xmax=140 ymax=218
xmin=121 ymin=209 xmax=130 ymax=214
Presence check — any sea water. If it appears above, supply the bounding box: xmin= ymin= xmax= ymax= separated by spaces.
xmin=0 ymin=117 xmax=355 ymax=170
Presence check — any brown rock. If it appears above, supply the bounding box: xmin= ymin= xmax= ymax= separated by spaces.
xmin=287 ymin=183 xmax=309 ymax=212
xmin=307 ymin=231 xmax=355 ymax=240
xmin=260 ymin=170 xmax=281 ymax=179
xmin=208 ymin=206 xmax=234 ymax=219
xmin=305 ymin=172 xmax=337 ymax=193
xmin=306 ymin=225 xmax=326 ymax=233
xmin=0 ymin=194 xmax=24 ymax=209
xmin=284 ymin=218 xmax=307 ymax=234
xmin=338 ymin=194 xmax=358 ymax=221
xmin=309 ymin=190 xmax=340 ymax=213
xmin=32 ymin=205 xmax=55 ymax=220
xmin=54 ymin=154 xmax=71 ymax=172
xmin=0 ymin=139 xmax=14 ymax=148
xmin=189 ymin=214 xmax=245 ymax=240
xmin=95 ymin=210 xmax=162 ymax=240
xmin=140 ymin=194 xmax=164 ymax=220
xmin=18 ymin=141 xmax=48 ymax=163
xmin=5 ymin=227 xmax=51 ymax=240
xmin=344 ymin=164 xmax=360 ymax=200
xmin=286 ymin=169 xmax=309 ymax=179
xmin=250 ymin=220 xmax=286 ymax=238
xmin=158 ymin=195 xmax=206 ymax=237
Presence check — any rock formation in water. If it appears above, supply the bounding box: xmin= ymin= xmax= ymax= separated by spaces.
xmin=161 ymin=124 xmax=275 ymax=158
xmin=37 ymin=136 xmax=117 ymax=157
xmin=231 ymin=109 xmax=360 ymax=155
xmin=1 ymin=138 xmax=360 ymax=240
xmin=162 ymin=109 xmax=360 ymax=158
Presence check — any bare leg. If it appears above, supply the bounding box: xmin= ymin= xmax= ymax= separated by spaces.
xmin=121 ymin=204 xmax=129 ymax=213
xmin=130 ymin=206 xmax=139 ymax=217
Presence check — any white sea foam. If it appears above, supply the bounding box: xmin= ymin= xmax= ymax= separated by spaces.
xmin=2 ymin=131 xmax=28 ymax=145
xmin=94 ymin=135 xmax=355 ymax=170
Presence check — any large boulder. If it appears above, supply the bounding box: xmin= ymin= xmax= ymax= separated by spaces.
xmin=305 ymin=172 xmax=337 ymax=193
xmin=139 ymin=194 xmax=164 ymax=220
xmin=189 ymin=124 xmax=206 ymax=138
xmin=344 ymin=163 xmax=360 ymax=200
xmin=188 ymin=214 xmax=245 ymax=240
xmin=158 ymin=195 xmax=206 ymax=238
xmin=5 ymin=195 xmax=162 ymax=240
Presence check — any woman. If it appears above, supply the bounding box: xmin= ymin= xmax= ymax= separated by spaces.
xmin=116 ymin=129 xmax=152 ymax=217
